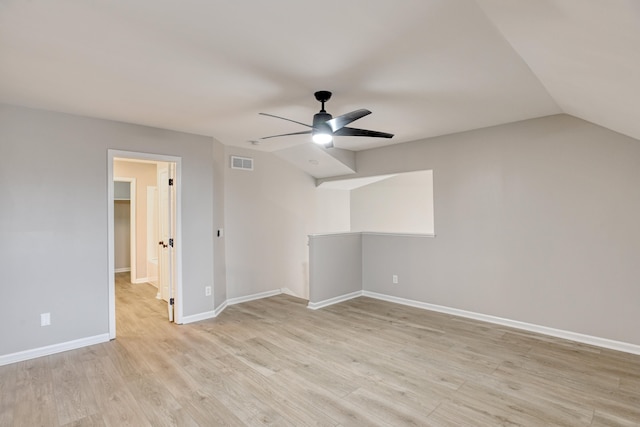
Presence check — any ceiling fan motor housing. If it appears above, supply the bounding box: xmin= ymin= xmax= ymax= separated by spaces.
xmin=312 ymin=111 xmax=333 ymax=145
xmin=313 ymin=111 xmax=332 ymax=130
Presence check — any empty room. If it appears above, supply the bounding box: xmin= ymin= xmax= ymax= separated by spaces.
xmin=1 ymin=1 xmax=639 ymax=426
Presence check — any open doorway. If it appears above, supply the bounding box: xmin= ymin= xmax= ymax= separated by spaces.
xmin=107 ymin=150 xmax=182 ymax=339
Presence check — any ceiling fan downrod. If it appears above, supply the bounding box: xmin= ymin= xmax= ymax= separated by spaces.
xmin=314 ymin=90 xmax=332 ymax=112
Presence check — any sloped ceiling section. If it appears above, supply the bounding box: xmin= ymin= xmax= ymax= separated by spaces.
xmin=476 ymin=0 xmax=640 ymax=143
xmin=0 ymin=1 xmax=637 ymax=178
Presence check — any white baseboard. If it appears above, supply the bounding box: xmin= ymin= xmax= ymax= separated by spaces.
xmin=0 ymin=334 xmax=110 ymax=367
xmin=9 ymin=289 xmax=636 ymax=368
xmin=181 ymin=301 xmax=228 ymax=324
xmin=114 ymin=267 xmax=131 ymax=273
xmin=2 ymin=289 xmax=282 ymax=366
xmin=181 ymin=310 xmax=217 ymax=324
xmin=227 ymin=289 xmax=282 ymax=306
xmin=184 ymin=289 xmax=285 ymax=323
xmin=214 ymin=301 xmax=228 ymax=317
xmin=362 ymin=291 xmax=640 ymax=356
xmin=307 ymin=291 xmax=363 ymax=310
xmin=131 ymin=277 xmax=150 ymax=284
xmin=280 ymin=287 xmax=300 ymax=298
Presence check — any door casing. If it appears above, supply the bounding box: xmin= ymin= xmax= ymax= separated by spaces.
xmin=107 ymin=150 xmax=183 ymax=338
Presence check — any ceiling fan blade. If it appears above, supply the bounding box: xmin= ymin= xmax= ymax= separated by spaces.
xmin=260 ymin=130 xmax=312 ymax=140
xmin=259 ymin=113 xmax=313 ymax=128
xmin=334 ymin=127 xmax=394 ymax=138
xmin=325 ymin=109 xmax=371 ymax=132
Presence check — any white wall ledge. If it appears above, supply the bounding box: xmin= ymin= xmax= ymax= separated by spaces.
xmin=309 ymin=231 xmax=436 ymax=239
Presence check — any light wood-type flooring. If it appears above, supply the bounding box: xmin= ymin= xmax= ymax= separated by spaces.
xmin=1 ymin=272 xmax=639 ymax=426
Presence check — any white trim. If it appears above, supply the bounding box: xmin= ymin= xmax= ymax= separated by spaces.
xmin=174 ymin=161 xmax=183 ymax=325
xmin=131 ymin=277 xmax=150 ymax=284
xmin=114 ymin=267 xmax=131 ymax=273
xmin=108 ymin=156 xmax=116 ymax=338
xmin=108 ymin=150 xmax=183 ymax=339
xmin=280 ymin=287 xmax=299 ymax=298
xmin=181 ymin=311 xmax=217 ymax=324
xmin=0 ymin=334 xmax=110 ymax=367
xmin=362 ymin=291 xmax=640 ymax=356
xmin=227 ymin=289 xmax=282 ymax=306
xmin=183 ymin=290 xmax=287 ymax=324
xmin=308 ymin=231 xmax=435 ymax=239
xmin=307 ymin=290 xmax=363 ymax=310
xmin=308 ymin=232 xmax=361 ymax=239
xmin=361 ymin=231 xmax=435 ymax=238
xmin=214 ymin=301 xmax=228 ymax=316
xmin=181 ymin=301 xmax=228 ymax=324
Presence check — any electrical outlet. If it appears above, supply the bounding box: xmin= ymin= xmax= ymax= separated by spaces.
xmin=205 ymin=286 xmax=212 ymax=297
xmin=392 ymin=275 xmax=399 ymax=284
xmin=41 ymin=313 xmax=51 ymax=326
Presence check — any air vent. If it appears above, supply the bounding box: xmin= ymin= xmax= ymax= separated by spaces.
xmin=230 ymin=156 xmax=253 ymax=171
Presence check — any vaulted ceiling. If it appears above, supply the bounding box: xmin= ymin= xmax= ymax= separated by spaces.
xmin=1 ymin=1 xmax=639 ymax=178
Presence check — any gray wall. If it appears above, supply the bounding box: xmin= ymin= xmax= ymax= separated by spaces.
xmin=323 ymin=114 xmax=640 ymax=346
xmin=223 ymin=147 xmax=318 ymax=299
xmin=5 ymin=104 xmax=640 ymax=356
xmin=212 ymin=139 xmax=227 ymax=309
xmin=308 ymin=233 xmax=362 ymax=304
xmin=0 ymin=104 xmax=221 ymax=356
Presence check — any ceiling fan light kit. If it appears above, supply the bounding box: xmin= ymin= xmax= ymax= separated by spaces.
xmin=312 ymin=131 xmax=333 ymax=145
xmin=259 ymin=91 xmax=393 ymax=148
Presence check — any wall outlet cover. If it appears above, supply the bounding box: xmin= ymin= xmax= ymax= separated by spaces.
xmin=41 ymin=313 xmax=51 ymax=326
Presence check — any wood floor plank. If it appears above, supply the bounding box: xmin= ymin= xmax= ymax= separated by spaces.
xmin=344 ymin=386 xmax=431 ymax=426
xmin=456 ymin=374 xmax=594 ymax=425
xmin=5 ymin=274 xmax=640 ymax=426
xmin=49 ymin=352 xmax=100 ymax=426
xmin=125 ymin=375 xmax=189 ymax=427
xmin=82 ymin=356 xmax=151 ymax=427
xmin=273 ymin=368 xmax=389 ymax=427
xmin=59 ymin=413 xmax=107 ymax=427
xmin=177 ymin=390 xmax=246 ymax=427
xmin=0 ymin=362 xmax=17 ymax=426
xmin=12 ymin=357 xmax=58 ymax=427
xmin=228 ymin=364 xmax=339 ymax=426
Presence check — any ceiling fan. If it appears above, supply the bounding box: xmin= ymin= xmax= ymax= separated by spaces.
xmin=259 ymin=91 xmax=393 ymax=148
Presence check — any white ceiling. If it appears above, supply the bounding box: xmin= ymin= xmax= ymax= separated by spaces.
xmin=1 ymin=1 xmax=638 ymax=177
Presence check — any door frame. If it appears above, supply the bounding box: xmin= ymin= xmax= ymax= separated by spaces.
xmin=107 ymin=149 xmax=183 ymax=339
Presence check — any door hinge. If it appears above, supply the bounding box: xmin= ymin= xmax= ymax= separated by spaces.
xmin=169 ymin=238 xmax=174 ymax=247
xmin=170 ymin=298 xmax=175 ymax=305
xmin=168 ymin=178 xmax=174 ymax=186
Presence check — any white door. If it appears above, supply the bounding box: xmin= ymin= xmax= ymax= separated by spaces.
xmin=147 ymin=186 xmax=159 ymax=289
xmin=157 ymin=162 xmax=177 ymax=321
